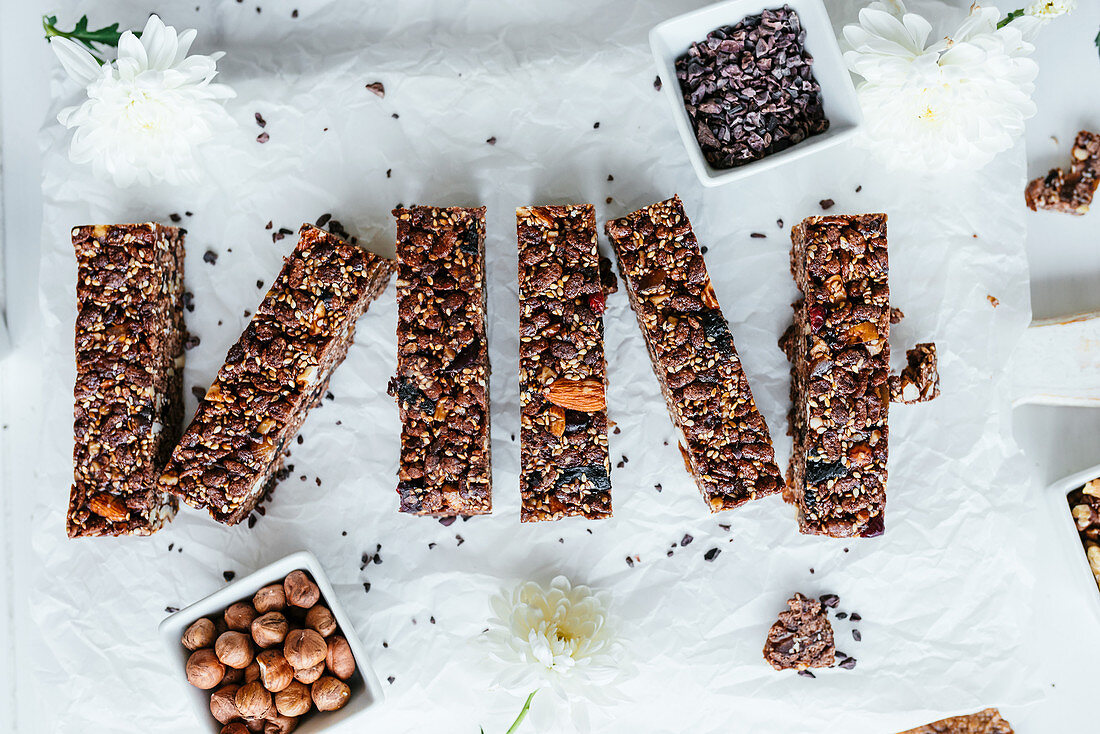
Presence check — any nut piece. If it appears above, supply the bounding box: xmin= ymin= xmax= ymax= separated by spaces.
xmin=293 ymin=661 xmax=324 ymax=684
xmin=88 ymin=492 xmax=129 ymax=522
xmin=264 ymin=715 xmax=299 ymax=734
xmin=221 ymin=724 xmax=250 ymax=734
xmin=304 ymin=605 xmax=337 ymax=637
xmin=209 ymin=684 xmax=241 ymax=724
xmin=325 ymin=635 xmax=356 ymax=680
xmin=256 ymin=649 xmax=295 ymax=693
xmin=311 ymin=676 xmax=351 ymax=712
xmin=253 ymin=584 xmax=287 ymax=614
xmin=252 ymin=612 xmax=290 ymax=648
xmin=182 ymin=618 xmax=217 ymax=651
xmin=283 ymin=571 xmax=320 ymax=608
xmin=284 ymin=628 xmax=327 ymax=669
xmin=186 ymin=648 xmax=226 ymax=690
xmin=545 ymin=377 xmax=605 ymax=412
xmin=216 ymin=631 xmax=255 ymax=670
xmin=225 ymin=602 xmax=259 ymax=632
xmin=234 ymin=681 xmax=274 ymax=719
xmin=274 ymin=680 xmax=312 ymax=717
xmin=222 ymin=665 xmax=245 ymax=685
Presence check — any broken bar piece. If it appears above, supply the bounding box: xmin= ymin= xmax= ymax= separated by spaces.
xmin=517 ymin=205 xmax=611 ymax=522
xmin=897 ymin=709 xmax=1014 ymax=734
xmin=781 ymin=214 xmax=890 ymax=538
xmin=762 ymin=593 xmax=836 ymax=671
xmin=159 ymin=225 xmax=394 ymax=524
xmin=604 ymin=195 xmax=782 ymax=511
xmin=69 ymin=223 xmax=186 ymax=537
xmin=1025 ymin=130 xmax=1100 ymax=215
xmin=390 ymin=206 xmax=492 ymax=516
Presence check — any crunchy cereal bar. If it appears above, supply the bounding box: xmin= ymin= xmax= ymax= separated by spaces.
xmin=69 ymin=223 xmax=186 ymax=537
xmin=780 ymin=214 xmax=890 ymax=538
xmin=897 ymin=709 xmax=1014 ymax=734
xmin=605 ymin=195 xmax=782 ymax=511
xmin=159 ymin=225 xmax=394 ymax=525
xmin=762 ymin=593 xmax=835 ymax=671
xmin=517 ymin=205 xmax=611 ymax=522
xmin=1025 ymin=130 xmax=1100 ymax=215
xmin=389 ymin=206 xmax=492 ymax=516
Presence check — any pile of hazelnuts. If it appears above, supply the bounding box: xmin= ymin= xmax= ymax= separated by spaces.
xmin=181 ymin=570 xmax=357 ymax=734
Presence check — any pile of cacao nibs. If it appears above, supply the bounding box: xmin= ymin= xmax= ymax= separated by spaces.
xmin=674 ymin=5 xmax=829 ymax=169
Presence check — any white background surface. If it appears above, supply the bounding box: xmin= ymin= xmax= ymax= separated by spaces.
xmin=1 ymin=1 xmax=1099 ymax=732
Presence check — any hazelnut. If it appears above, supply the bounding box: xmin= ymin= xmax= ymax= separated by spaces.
xmin=234 ymin=681 xmax=274 ymax=719
xmin=244 ymin=660 xmax=261 ymax=683
xmin=257 ymin=649 xmax=295 ymax=693
xmin=243 ymin=718 xmax=267 ymax=733
xmin=225 ymin=602 xmax=259 ymax=632
xmin=275 ymin=680 xmax=312 ymax=717
xmin=222 ymin=665 xmax=245 ymax=685
xmin=209 ymin=684 xmax=241 ymax=724
xmin=304 ymin=605 xmax=337 ymax=637
xmin=186 ymin=648 xmax=225 ymax=689
xmin=284 ymin=629 xmax=326 ymax=669
xmin=182 ymin=618 xmax=217 ymax=650
xmin=311 ymin=676 xmax=351 ymax=711
xmin=264 ymin=715 xmax=299 ymax=734
xmin=221 ymin=724 xmax=250 ymax=734
xmin=325 ymin=636 xmax=356 ymax=680
xmin=253 ymin=584 xmax=287 ymax=614
xmin=216 ymin=631 xmax=255 ymax=669
xmin=283 ymin=570 xmax=320 ymax=608
xmin=293 ymin=662 xmax=324 ymax=684
xmin=252 ymin=612 xmax=289 ymax=648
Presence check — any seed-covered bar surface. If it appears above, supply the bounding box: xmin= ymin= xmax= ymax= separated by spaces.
xmin=604 ymin=195 xmax=782 ymax=511
xmin=159 ymin=225 xmax=394 ymax=525
xmin=1025 ymin=130 xmax=1100 ymax=215
xmin=517 ymin=205 xmax=610 ymax=522
xmin=781 ymin=214 xmax=890 ymax=538
xmin=897 ymin=709 xmax=1014 ymax=734
xmin=390 ymin=206 xmax=492 ymax=516
xmin=69 ymin=223 xmax=186 ymax=537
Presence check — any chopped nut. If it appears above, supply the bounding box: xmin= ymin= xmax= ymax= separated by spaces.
xmin=545 ymin=378 xmax=605 ymax=412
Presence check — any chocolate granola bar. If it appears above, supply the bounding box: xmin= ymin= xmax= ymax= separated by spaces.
xmin=517 ymin=205 xmax=610 ymax=522
xmin=605 ymin=196 xmax=782 ymax=511
xmin=1025 ymin=130 xmax=1100 ymax=214
xmin=781 ymin=214 xmax=890 ymax=538
xmin=762 ymin=593 xmax=835 ymax=671
xmin=890 ymin=342 xmax=940 ymax=404
xmin=897 ymin=709 xmax=1014 ymax=734
xmin=1068 ymin=480 xmax=1100 ymax=592
xmin=390 ymin=206 xmax=492 ymax=516
xmin=159 ymin=225 xmax=393 ymax=524
xmin=69 ymin=223 xmax=186 ymax=537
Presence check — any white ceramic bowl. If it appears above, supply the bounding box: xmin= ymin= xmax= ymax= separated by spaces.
xmin=1046 ymin=465 xmax=1100 ymax=625
xmin=650 ymin=0 xmax=862 ymax=187
xmin=159 ymin=550 xmax=384 ymax=733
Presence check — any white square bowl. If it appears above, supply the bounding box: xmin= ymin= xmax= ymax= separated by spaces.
xmin=650 ymin=0 xmax=862 ymax=187
xmin=1046 ymin=465 xmax=1100 ymax=625
xmin=159 ymin=550 xmax=384 ymax=733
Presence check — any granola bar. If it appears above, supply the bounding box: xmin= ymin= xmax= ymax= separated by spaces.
xmin=897 ymin=709 xmax=1014 ymax=734
xmin=762 ymin=593 xmax=835 ymax=671
xmin=605 ymin=195 xmax=782 ymax=511
xmin=159 ymin=225 xmax=394 ymax=525
xmin=517 ymin=205 xmax=610 ymax=522
xmin=890 ymin=342 xmax=940 ymax=404
xmin=390 ymin=206 xmax=492 ymax=516
xmin=1025 ymin=130 xmax=1100 ymax=214
xmin=69 ymin=223 xmax=186 ymax=537
xmin=1068 ymin=480 xmax=1100 ymax=592
xmin=781 ymin=214 xmax=890 ymax=538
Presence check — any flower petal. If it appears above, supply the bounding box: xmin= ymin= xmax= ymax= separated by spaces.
xmin=50 ymin=37 xmax=102 ymax=87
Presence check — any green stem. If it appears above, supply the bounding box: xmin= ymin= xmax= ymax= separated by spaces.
xmin=42 ymin=13 xmax=136 ymax=64
xmin=997 ymin=9 xmax=1025 ymax=29
xmin=504 ymin=690 xmax=538 ymax=734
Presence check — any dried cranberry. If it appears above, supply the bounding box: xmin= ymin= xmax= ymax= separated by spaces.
xmin=587 ymin=292 xmax=606 ymax=314
xmin=808 ymin=305 xmax=825 ymax=331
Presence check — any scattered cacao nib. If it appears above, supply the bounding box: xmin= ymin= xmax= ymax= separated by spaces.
xmin=256 ymin=131 xmax=270 ymax=144
xmin=750 ymin=232 xmax=767 ymax=239
xmin=203 ymin=250 xmax=218 ymax=264
xmin=703 ymin=547 xmax=721 ymax=561
xmin=777 ymin=218 xmax=784 ymax=228
xmin=625 ymin=556 xmax=635 ymax=568
xmin=292 ymin=9 xmax=298 ymax=17
xmin=255 ymin=112 xmax=266 ymax=128
xmin=653 ymin=75 xmax=662 ymax=91
xmin=265 ymin=221 xmax=273 ymax=229
xmin=819 ymin=593 xmax=839 ymax=608
xmin=363 ymin=582 xmax=371 ymax=593
xmin=387 ymin=676 xmax=395 ymax=684
xmin=797 ymin=670 xmax=816 ymax=678
xmin=718 ymin=523 xmax=730 ymax=531
xmin=222 ymin=570 xmax=237 ymax=582
xmin=315 ymin=213 xmax=332 ymax=228
xmin=247 ymin=514 xmax=257 ymax=528
xmin=852 ymin=629 xmax=862 ymax=641
xmin=438 ymin=515 xmax=456 ymax=527
xmin=486 ymin=136 xmax=497 ymax=145
xmin=819 ymin=198 xmax=835 ymax=210
xmin=185 ymin=211 xmax=193 ymax=217
xmin=191 ymin=386 xmax=206 ymax=401
xmin=654 ymin=483 xmax=663 ymax=492
xmin=169 ymin=212 xmax=181 ymax=223
xmin=838 ymin=656 xmax=857 ymax=670
xmin=606 ymin=196 xmax=613 ymax=204
xmin=456 ymin=534 xmax=465 ymax=546
xmin=184 ymin=335 xmax=200 ymax=350
xmin=607 ymin=174 xmax=614 ymax=181
xmin=392 ymin=113 xmax=399 ymax=119
xmin=386 ymin=168 xmax=392 ymax=178
xmin=855 ymin=185 xmax=862 ymax=192
xmin=427 ymin=542 xmax=436 ymax=549
xmin=366 ymin=82 xmax=385 ymax=98
xmin=849 ymin=612 xmax=859 ymax=622
xmin=681 ymin=534 xmax=694 ymax=546
xmin=165 ymin=606 xmax=180 ymax=613
xmin=835 ymin=612 xmax=848 ymax=620
xmin=674 ymin=7 xmax=829 ymax=169
xmin=593 ymin=122 xmax=600 ymax=129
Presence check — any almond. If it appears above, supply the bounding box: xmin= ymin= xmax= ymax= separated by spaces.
xmin=545 ymin=378 xmax=605 ymax=412
xmin=89 ymin=492 xmax=129 ymax=522
xmin=547 ymin=405 xmax=566 ymax=437
xmin=700 ymin=281 xmax=719 ymax=310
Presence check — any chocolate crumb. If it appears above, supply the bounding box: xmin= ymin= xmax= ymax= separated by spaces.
xmin=291 ymin=9 xmax=298 ymax=17
xmin=700 ymin=245 xmax=708 ymax=254
xmin=265 ymin=221 xmax=273 ymax=229
xmin=223 ymin=571 xmax=236 ymax=582
xmin=654 ymin=483 xmax=662 ymax=492
xmin=366 ymin=82 xmax=385 ymax=98
xmin=341 ymin=531 xmax=347 ymax=536
xmin=430 ymin=616 xmax=435 ymax=624
xmin=667 ymin=550 xmax=674 ymax=557
xmin=184 ymin=335 xmax=200 ymax=350
xmin=653 ymin=75 xmax=662 ymax=91
xmin=486 ymin=136 xmax=497 ymax=145
xmin=680 ymin=534 xmax=694 ymax=546
xmin=819 ymin=199 xmax=835 ymax=210
xmin=704 ymin=547 xmax=721 ymax=562
xmin=203 ymin=250 xmax=218 ymax=264
xmin=625 ymin=556 xmax=635 ymax=568
xmin=427 ymin=542 xmax=436 ymax=550
xmin=613 ymin=426 xmax=621 ymax=435
xmin=386 ymin=169 xmax=392 ymax=178
xmin=616 ymin=461 xmax=625 ymax=469
xmin=387 ymin=676 xmax=395 ymax=684
xmin=855 ymin=185 xmax=863 ymax=193
xmin=256 ymin=131 xmax=269 ymax=144
xmin=169 ymin=213 xmax=182 ymax=223
xmin=607 ymin=174 xmax=614 ymax=181
xmin=606 ymin=197 xmax=613 ymax=204
xmin=777 ymin=218 xmax=784 ymax=228
xmin=168 ymin=543 xmax=174 ymax=551
xmin=363 ymin=582 xmax=371 ymax=593
xmin=392 ymin=113 xmax=399 ymax=119
xmin=255 ymin=112 xmax=266 ymax=128
xmin=191 ymin=386 xmax=206 ymax=401
xmin=593 ymin=122 xmax=600 ymax=129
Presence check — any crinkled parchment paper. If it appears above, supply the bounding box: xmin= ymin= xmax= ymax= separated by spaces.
xmin=27 ymin=1 xmax=1038 ymax=732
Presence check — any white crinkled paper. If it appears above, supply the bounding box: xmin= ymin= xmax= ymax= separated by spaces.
xmin=30 ymin=1 xmax=1038 ymax=732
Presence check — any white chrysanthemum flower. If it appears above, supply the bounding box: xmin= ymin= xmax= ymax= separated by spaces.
xmin=485 ymin=575 xmax=627 ymax=718
xmin=1026 ymin=0 xmax=1077 ymax=19
xmin=51 ymin=14 xmax=235 ymax=187
xmin=842 ymin=1 xmax=1038 ymax=172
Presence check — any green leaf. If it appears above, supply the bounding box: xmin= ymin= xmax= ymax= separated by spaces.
xmin=1094 ymin=26 xmax=1099 ymax=60
xmin=42 ymin=13 xmax=137 ymax=62
xmin=997 ymin=9 xmax=1025 ymax=29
